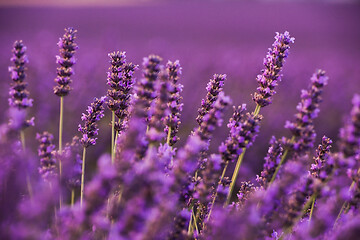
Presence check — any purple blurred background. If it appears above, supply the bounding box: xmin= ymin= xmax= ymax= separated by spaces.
xmin=1 ymin=1 xmax=360 ymax=180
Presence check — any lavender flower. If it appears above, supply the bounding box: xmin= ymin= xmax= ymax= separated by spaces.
xmin=257 ymin=136 xmax=283 ymax=188
xmin=106 ymin=51 xmax=137 ymax=132
xmin=339 ymin=94 xmax=360 ymax=158
xmin=164 ymin=60 xmax=183 ymax=146
xmin=8 ymin=40 xmax=33 ymax=109
xmin=78 ymin=96 xmax=106 ymax=148
xmin=147 ymin=68 xmax=172 ymax=144
xmin=135 ymin=55 xmax=162 ymax=120
xmin=219 ymin=104 xmax=262 ymax=164
xmin=284 ymin=69 xmax=328 ymax=153
xmin=310 ymin=136 xmax=333 ymax=181
xmin=61 ymin=136 xmax=82 ymax=189
xmin=253 ymin=31 xmax=295 ymax=107
xmin=196 ymin=74 xmax=226 ymax=125
xmin=236 ymin=181 xmax=257 ymax=209
xmin=53 ymin=27 xmax=78 ymax=97
xmin=36 ymin=132 xmax=57 ymax=180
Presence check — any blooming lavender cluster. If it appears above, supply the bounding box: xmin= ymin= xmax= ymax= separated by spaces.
xmin=53 ymin=27 xmax=78 ymax=97
xmin=2 ymin=29 xmax=360 ymax=240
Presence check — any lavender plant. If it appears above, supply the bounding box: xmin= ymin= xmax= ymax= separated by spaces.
xmin=2 ymin=27 xmax=360 ymax=240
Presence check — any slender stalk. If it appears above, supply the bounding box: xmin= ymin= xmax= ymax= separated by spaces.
xmin=225 ymin=104 xmax=261 ymax=206
xmin=80 ymin=146 xmax=87 ymax=207
xmin=71 ymin=189 xmax=75 ymax=206
xmin=309 ymin=196 xmax=316 ymax=223
xmin=334 ymin=181 xmax=355 ymax=227
xmin=166 ymin=126 xmax=172 ymax=145
xmin=187 ymin=208 xmax=194 ymax=234
xmin=59 ymin=96 xmax=64 ymax=176
xmin=111 ymin=111 xmax=115 ymax=164
xmin=207 ymin=163 xmax=228 ymax=222
xmin=20 ymin=130 xmax=26 ymax=150
xmin=270 ymin=136 xmax=296 ymax=184
xmin=225 ymin=148 xmax=247 ymax=206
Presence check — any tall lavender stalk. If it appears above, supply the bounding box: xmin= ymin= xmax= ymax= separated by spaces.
xmin=54 ymin=27 xmax=78 ymax=178
xmin=106 ymin=51 xmax=137 ymax=164
xmin=78 ymin=96 xmax=106 ymax=207
xmin=164 ymin=60 xmax=183 ymax=146
xmin=36 ymin=132 xmax=57 ymax=181
xmin=223 ymin=31 xmax=294 ymax=207
xmin=270 ymin=70 xmax=328 ymax=184
xmin=8 ymin=40 xmax=34 ymax=149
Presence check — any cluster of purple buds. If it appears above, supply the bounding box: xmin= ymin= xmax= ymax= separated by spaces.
xmin=147 ymin=68 xmax=172 ymax=144
xmin=164 ymin=60 xmax=183 ymax=146
xmin=310 ymin=136 xmax=333 ymax=182
xmin=106 ymin=51 xmax=137 ymax=133
xmin=36 ymin=131 xmax=57 ymax=180
xmin=135 ymin=55 xmax=162 ymax=120
xmin=339 ymin=94 xmax=360 ymax=158
xmin=236 ymin=181 xmax=257 ymax=209
xmin=253 ymin=31 xmax=295 ymax=107
xmin=196 ymin=74 xmax=226 ymax=125
xmin=62 ymin=136 xmax=82 ymax=189
xmin=257 ymin=136 xmax=283 ymax=188
xmin=8 ymin=40 xmax=33 ymax=110
xmin=54 ymin=27 xmax=78 ymax=97
xmin=219 ymin=105 xmax=263 ymax=164
xmin=284 ymin=69 xmax=328 ymax=153
xmin=78 ymin=96 xmax=106 ymax=148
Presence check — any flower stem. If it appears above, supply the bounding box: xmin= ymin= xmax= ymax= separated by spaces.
xmin=71 ymin=189 xmax=75 ymax=206
xmin=21 ymin=130 xmax=34 ymax=202
xmin=225 ymin=148 xmax=247 ymax=206
xmin=20 ymin=130 xmax=26 ymax=150
xmin=309 ymin=195 xmax=316 ymax=223
xmin=111 ymin=111 xmax=115 ymax=164
xmin=166 ymin=126 xmax=172 ymax=145
xmin=59 ymin=96 xmax=64 ymax=176
xmin=225 ymin=104 xmax=262 ymax=206
xmin=80 ymin=146 xmax=87 ymax=207
xmin=270 ymin=135 xmax=295 ymax=184
xmin=207 ymin=162 xmax=228 ymax=222
xmin=334 ymin=180 xmax=355 ymax=227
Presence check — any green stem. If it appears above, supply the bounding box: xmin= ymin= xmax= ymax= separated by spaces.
xmin=192 ymin=210 xmax=199 ymax=236
xmin=309 ymin=196 xmax=316 ymax=223
xmin=224 ymin=104 xmax=262 ymax=206
xmin=187 ymin=208 xmax=194 ymax=235
xmin=20 ymin=130 xmax=26 ymax=150
xmin=59 ymin=96 xmax=63 ymax=175
xmin=207 ymin=162 xmax=228 ymax=223
xmin=166 ymin=126 xmax=172 ymax=145
xmin=225 ymin=149 xmax=246 ymax=206
xmin=111 ymin=111 xmax=115 ymax=165
xmin=71 ymin=189 xmax=75 ymax=206
xmin=334 ymin=181 xmax=355 ymax=227
xmin=80 ymin=147 xmax=87 ymax=207
xmin=269 ymin=135 xmax=295 ymax=184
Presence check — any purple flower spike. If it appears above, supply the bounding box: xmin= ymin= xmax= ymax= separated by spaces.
xmin=107 ymin=51 xmax=137 ymax=133
xmin=310 ymin=136 xmax=333 ymax=181
xmin=339 ymin=94 xmax=360 ymax=158
xmin=253 ymin=31 xmax=295 ymax=107
xmin=196 ymin=74 xmax=226 ymax=125
xmin=8 ymin=40 xmax=33 ymax=110
xmin=135 ymin=54 xmax=162 ymax=120
xmin=147 ymin=67 xmax=172 ymax=143
xmin=164 ymin=60 xmax=183 ymax=146
xmin=78 ymin=96 xmax=106 ymax=148
xmin=284 ymin=69 xmax=328 ymax=153
xmin=54 ymin=27 xmax=78 ymax=97
xmin=36 ymin=132 xmax=57 ymax=180
xmin=219 ymin=105 xmax=263 ymax=164
xmin=257 ymin=136 xmax=283 ymax=188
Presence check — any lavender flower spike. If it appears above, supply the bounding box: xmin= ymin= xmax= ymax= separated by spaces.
xmin=310 ymin=136 xmax=333 ymax=181
xmin=54 ymin=27 xmax=78 ymax=97
xmin=284 ymin=69 xmax=328 ymax=153
xmin=196 ymin=74 xmax=226 ymax=125
xmin=107 ymin=51 xmax=137 ymax=133
xmin=164 ymin=60 xmax=183 ymax=146
xmin=37 ymin=132 xmax=57 ymax=181
xmin=78 ymin=96 xmax=106 ymax=148
xmin=339 ymin=94 xmax=360 ymax=158
xmin=253 ymin=31 xmax=295 ymax=107
xmin=8 ymin=40 xmax=33 ymax=109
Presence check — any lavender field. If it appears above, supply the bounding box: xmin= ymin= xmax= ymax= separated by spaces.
xmin=1 ymin=1 xmax=360 ymax=239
